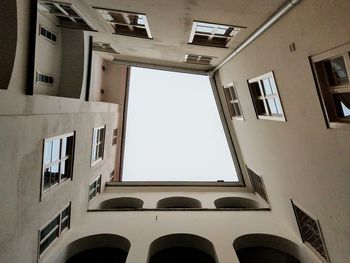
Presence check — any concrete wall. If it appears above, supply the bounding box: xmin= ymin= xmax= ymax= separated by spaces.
xmin=216 ymin=0 xmax=350 ymax=262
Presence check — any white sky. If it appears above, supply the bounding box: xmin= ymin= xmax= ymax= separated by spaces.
xmin=122 ymin=67 xmax=239 ymax=182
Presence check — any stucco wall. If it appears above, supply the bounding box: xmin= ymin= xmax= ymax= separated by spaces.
xmin=216 ymin=0 xmax=350 ymax=262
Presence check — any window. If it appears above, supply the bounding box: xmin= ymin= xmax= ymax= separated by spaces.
xmin=223 ymin=82 xmax=243 ymax=120
xmin=112 ymin=128 xmax=118 ymax=145
xmin=39 ymin=25 xmax=57 ymax=43
xmin=188 ymin=21 xmax=243 ymax=48
xmin=91 ymin=126 xmax=106 ymax=165
xmin=184 ymin=54 xmax=215 ymax=65
xmin=291 ymin=201 xmax=329 ymax=262
xmin=38 ymin=203 xmax=71 ymax=257
xmin=95 ymin=8 xmax=152 ymax=39
xmin=248 ymin=71 xmax=286 ymax=121
xmin=110 ymin=170 xmax=115 ymax=181
xmin=39 ymin=1 xmax=95 ymax=31
xmin=88 ymin=175 xmax=102 ymax=202
xmin=36 ymin=72 xmax=54 ymax=85
xmin=311 ymin=43 xmax=350 ymax=128
xmin=42 ymin=132 xmax=75 ymax=194
xmin=92 ymin=41 xmax=119 ymax=54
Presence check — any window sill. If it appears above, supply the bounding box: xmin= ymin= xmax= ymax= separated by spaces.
xmin=257 ymin=115 xmax=286 ymax=122
xmin=91 ymin=157 xmax=103 ymax=167
xmin=328 ymin=121 xmax=350 ymax=130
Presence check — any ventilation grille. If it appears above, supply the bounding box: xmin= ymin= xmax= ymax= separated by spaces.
xmin=39 ymin=25 xmax=57 ymax=43
xmin=292 ymin=201 xmax=329 ymax=262
xmin=95 ymin=8 xmax=152 ymax=39
xmin=39 ymin=1 xmax=95 ymax=31
xmin=184 ymin=54 xmax=214 ymax=65
xmin=93 ymin=42 xmax=119 ymax=54
xmin=247 ymin=168 xmax=268 ymax=203
xmin=36 ymin=72 xmax=54 ymax=85
xmin=189 ymin=21 xmax=244 ymax=48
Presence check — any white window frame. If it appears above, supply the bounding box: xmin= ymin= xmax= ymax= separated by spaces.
xmin=38 ymin=203 xmax=71 ymax=258
xmin=248 ymin=71 xmax=286 ymax=121
xmin=91 ymin=125 xmax=106 ymax=166
xmin=310 ymin=43 xmax=350 ymax=129
xmin=223 ymin=82 xmax=244 ymax=120
xmin=88 ymin=175 xmax=102 ymax=202
xmin=41 ymin=132 xmax=75 ymax=197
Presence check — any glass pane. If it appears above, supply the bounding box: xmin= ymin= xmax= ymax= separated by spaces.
xmin=61 ymin=218 xmax=69 ymax=231
xmin=43 ymin=168 xmax=51 ymax=190
xmin=196 ymin=23 xmax=213 ymax=34
xmin=233 ymin=103 xmax=241 ymax=117
xmin=333 ymin=93 xmax=350 ymax=119
xmin=267 ymin=98 xmax=278 ymax=115
xmin=52 ymin=139 xmax=60 ymax=162
xmin=61 ymin=206 xmax=70 ymax=219
xmin=269 ymin=77 xmax=278 ymax=94
xmin=91 ymin=145 xmax=96 ymax=161
xmin=40 ymin=215 xmax=60 ymax=240
xmin=98 ymin=143 xmax=104 ymax=158
xmin=50 ymin=164 xmax=59 ymax=185
xmin=61 ymin=137 xmax=67 ymax=157
xmin=216 ymin=27 xmax=228 ymax=35
xmin=262 ymin=79 xmax=273 ymax=95
xmin=40 ymin=228 xmax=59 ymax=255
xmin=137 ymin=16 xmax=145 ymax=25
xmin=275 ymin=98 xmax=283 ymax=115
xmin=325 ymin=56 xmax=349 ymax=86
xmin=258 ymin=100 xmax=267 ymax=114
xmin=89 ymin=181 xmax=96 ymax=192
xmin=44 ymin=141 xmax=52 ymax=165
xmin=92 ymin=129 xmax=97 ymax=144
xmin=60 ymin=160 xmax=67 ymax=180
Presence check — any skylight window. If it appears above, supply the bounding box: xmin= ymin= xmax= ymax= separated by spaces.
xmin=39 ymin=1 xmax=95 ymax=31
xmin=189 ymin=21 xmax=243 ymax=48
xmin=95 ymin=8 xmax=152 ymax=39
xmin=122 ymin=67 xmax=240 ymax=182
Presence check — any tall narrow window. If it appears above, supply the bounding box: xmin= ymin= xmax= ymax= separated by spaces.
xmin=39 ymin=203 xmax=71 ymax=257
xmin=42 ymin=132 xmax=75 ymax=194
xmin=88 ymin=175 xmax=102 ymax=202
xmin=223 ymin=82 xmax=243 ymax=120
xmin=112 ymin=128 xmax=118 ymax=145
xmin=91 ymin=126 xmax=106 ymax=165
xmin=311 ymin=43 xmax=350 ymax=128
xmin=248 ymin=71 xmax=286 ymax=121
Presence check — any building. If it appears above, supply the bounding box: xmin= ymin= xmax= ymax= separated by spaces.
xmin=0 ymin=0 xmax=349 ymax=262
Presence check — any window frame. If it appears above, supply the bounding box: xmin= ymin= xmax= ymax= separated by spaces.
xmin=41 ymin=132 xmax=75 ymax=197
xmin=38 ymin=203 xmax=71 ymax=259
xmin=248 ymin=71 xmax=286 ymax=122
xmin=223 ymin=82 xmax=244 ymax=121
xmin=112 ymin=128 xmax=118 ymax=145
xmin=310 ymin=43 xmax=350 ymax=129
xmin=91 ymin=125 xmax=106 ymax=166
xmin=88 ymin=175 xmax=102 ymax=202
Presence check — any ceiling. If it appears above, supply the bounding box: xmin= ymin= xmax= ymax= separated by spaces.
xmin=59 ymin=0 xmax=286 ymax=71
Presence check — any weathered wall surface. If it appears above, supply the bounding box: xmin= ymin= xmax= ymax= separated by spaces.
xmin=217 ymin=0 xmax=350 ymax=262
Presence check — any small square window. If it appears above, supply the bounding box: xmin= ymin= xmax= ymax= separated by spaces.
xmin=184 ymin=54 xmax=215 ymax=65
xmin=311 ymin=44 xmax=350 ymax=128
xmin=95 ymin=8 xmax=152 ymax=39
xmin=91 ymin=126 xmax=106 ymax=165
xmin=248 ymin=71 xmax=286 ymax=121
xmin=88 ymin=175 xmax=102 ymax=202
xmin=223 ymin=82 xmax=244 ymax=120
xmin=188 ymin=21 xmax=244 ymax=48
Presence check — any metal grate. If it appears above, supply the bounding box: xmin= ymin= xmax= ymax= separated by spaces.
xmin=39 ymin=1 xmax=95 ymax=31
xmin=95 ymin=8 xmax=152 ymax=39
xmin=184 ymin=54 xmax=214 ymax=65
xmin=247 ymin=167 xmax=268 ymax=203
xmin=292 ymin=201 xmax=330 ymax=262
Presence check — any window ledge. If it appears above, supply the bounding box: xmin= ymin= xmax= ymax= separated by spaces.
xmin=257 ymin=115 xmax=286 ymax=122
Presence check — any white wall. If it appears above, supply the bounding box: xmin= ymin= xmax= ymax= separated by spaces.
xmin=216 ymin=0 xmax=350 ymax=262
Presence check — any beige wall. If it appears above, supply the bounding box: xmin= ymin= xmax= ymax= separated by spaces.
xmin=216 ymin=0 xmax=350 ymax=262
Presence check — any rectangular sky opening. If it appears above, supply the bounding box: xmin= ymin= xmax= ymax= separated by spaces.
xmin=122 ymin=67 xmax=239 ymax=182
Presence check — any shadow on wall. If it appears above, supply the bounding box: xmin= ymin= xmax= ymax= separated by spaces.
xmin=0 ymin=0 xmax=17 ymax=90
xmin=157 ymin=196 xmax=202 ymax=209
xmin=64 ymin=234 xmax=130 ymax=263
xmin=233 ymin=234 xmax=302 ymax=263
xmin=98 ymin=197 xmax=144 ymax=209
xmin=148 ymin=234 xmax=218 ymax=263
xmin=214 ymin=197 xmax=262 ymax=209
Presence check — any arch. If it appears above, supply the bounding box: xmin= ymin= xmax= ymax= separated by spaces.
xmin=99 ymin=197 xmax=144 ymax=209
xmin=148 ymin=234 xmax=218 ymax=263
xmin=233 ymin=234 xmax=302 ymax=263
xmin=0 ymin=0 xmax=17 ymax=90
xmin=157 ymin=196 xmax=202 ymax=208
xmin=214 ymin=197 xmax=261 ymax=209
xmin=65 ymin=234 xmax=130 ymax=263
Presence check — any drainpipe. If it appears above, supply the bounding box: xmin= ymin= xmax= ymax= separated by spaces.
xmin=208 ymin=0 xmax=302 ymax=76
